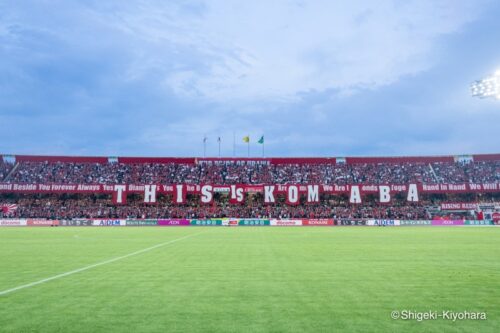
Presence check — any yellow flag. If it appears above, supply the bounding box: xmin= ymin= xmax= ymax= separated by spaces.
xmin=243 ymin=136 xmax=250 ymax=143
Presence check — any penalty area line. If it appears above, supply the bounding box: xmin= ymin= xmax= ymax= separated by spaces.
xmin=0 ymin=231 xmax=205 ymax=297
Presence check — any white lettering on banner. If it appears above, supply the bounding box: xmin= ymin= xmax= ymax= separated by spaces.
xmin=362 ymin=185 xmax=377 ymax=192
xmin=128 ymin=184 xmax=145 ymax=192
xmin=264 ymin=185 xmax=275 ymax=203
xmin=287 ymin=185 xmax=299 ymax=204
xmin=335 ymin=184 xmax=346 ymax=192
xmin=469 ymin=183 xmax=481 ymax=190
xmin=307 ymin=185 xmax=319 ymax=203
xmin=51 ymin=184 xmax=77 ymax=191
xmin=201 ymin=185 xmax=213 ymax=203
xmin=161 ymin=185 xmax=174 ymax=192
xmin=440 ymin=202 xmax=478 ymax=210
xmin=230 ymin=185 xmax=236 ymax=199
xmin=391 ymin=184 xmax=406 ymax=191
xmin=77 ymin=184 xmax=101 ymax=191
xmin=442 ymin=203 xmax=461 ymax=210
xmin=350 ymin=186 xmax=361 ymax=204
xmin=449 ymin=184 xmax=466 ymax=191
xmin=0 ymin=183 xmax=13 ymax=190
xmin=39 ymin=184 xmax=50 ymax=191
xmin=422 ymin=184 xmax=439 ymax=191
xmin=13 ymin=184 xmax=37 ymax=191
xmin=483 ymin=183 xmax=498 ymax=190
xmin=230 ymin=185 xmax=244 ymax=203
xmin=175 ymin=184 xmax=185 ymax=203
xmin=113 ymin=185 xmax=126 ymax=204
xmin=277 ymin=184 xmax=287 ymax=192
xmin=103 ymin=185 xmax=113 ymax=191
xmin=379 ymin=185 xmax=391 ymax=203
xmin=4 ymin=181 xmax=500 ymax=205
xmin=322 ymin=185 xmax=333 ymax=192
xmin=144 ymin=185 xmax=157 ymax=203
xmin=407 ymin=184 xmax=419 ymax=202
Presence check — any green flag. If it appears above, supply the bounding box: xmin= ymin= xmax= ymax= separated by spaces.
xmin=258 ymin=136 xmax=264 ymax=144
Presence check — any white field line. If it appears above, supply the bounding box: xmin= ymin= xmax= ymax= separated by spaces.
xmin=0 ymin=231 xmax=205 ymax=296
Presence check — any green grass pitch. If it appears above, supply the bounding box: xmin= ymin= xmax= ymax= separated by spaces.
xmin=0 ymin=226 xmax=499 ymax=332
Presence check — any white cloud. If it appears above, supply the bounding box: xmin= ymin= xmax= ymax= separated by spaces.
xmin=1 ymin=0 xmax=498 ymax=157
xmin=88 ymin=0 xmax=486 ymax=101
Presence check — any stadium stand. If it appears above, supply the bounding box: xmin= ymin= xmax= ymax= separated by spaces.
xmin=1 ymin=154 xmax=500 ymax=219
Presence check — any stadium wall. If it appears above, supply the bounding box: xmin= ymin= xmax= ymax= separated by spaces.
xmin=0 ymin=218 xmax=496 ymax=227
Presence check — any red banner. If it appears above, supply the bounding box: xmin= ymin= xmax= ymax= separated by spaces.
xmin=2 ymin=182 xmax=500 ymax=206
xmin=1 ymin=182 xmax=500 ymax=194
xmin=302 ymin=219 xmax=335 ymax=226
xmin=492 ymin=213 xmax=500 ymax=223
xmin=27 ymin=219 xmax=59 ymax=226
xmin=440 ymin=202 xmax=478 ymax=210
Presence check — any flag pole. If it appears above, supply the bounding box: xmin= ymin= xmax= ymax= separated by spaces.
xmin=247 ymin=139 xmax=250 ymax=157
xmin=233 ymin=131 xmax=235 ymax=157
xmin=203 ymin=136 xmax=206 ymax=157
xmin=218 ymin=137 xmax=221 ymax=157
xmin=263 ymin=136 xmax=265 ymax=157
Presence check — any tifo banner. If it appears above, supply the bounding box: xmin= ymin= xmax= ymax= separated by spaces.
xmin=302 ymin=219 xmax=335 ymax=226
xmin=431 ymin=220 xmax=464 ymax=226
xmin=126 ymin=219 xmax=157 ymax=226
xmin=190 ymin=219 xmax=223 ymax=226
xmin=27 ymin=219 xmax=59 ymax=226
xmin=464 ymin=220 xmax=494 ymax=225
xmin=92 ymin=219 xmax=126 ymax=226
xmin=270 ymin=219 xmax=303 ymax=226
xmin=0 ymin=219 xmax=27 ymax=226
xmin=440 ymin=202 xmax=478 ymax=210
xmin=366 ymin=220 xmax=400 ymax=226
xmin=238 ymin=219 xmax=270 ymax=226
xmin=2 ymin=182 xmax=500 ymax=206
xmin=158 ymin=219 xmax=190 ymax=226
xmin=399 ymin=220 xmax=432 ymax=226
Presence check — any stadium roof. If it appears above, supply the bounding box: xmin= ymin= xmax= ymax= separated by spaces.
xmin=3 ymin=153 xmax=500 ymax=165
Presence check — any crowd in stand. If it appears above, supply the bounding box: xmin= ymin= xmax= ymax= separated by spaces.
xmin=1 ymin=159 xmax=499 ymax=219
xmin=4 ymin=160 xmax=500 ymax=185
xmin=0 ymin=193 xmax=458 ymax=220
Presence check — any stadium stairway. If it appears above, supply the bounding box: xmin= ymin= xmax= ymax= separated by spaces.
xmin=3 ymin=162 xmax=19 ymax=182
xmin=428 ymin=163 xmax=440 ymax=182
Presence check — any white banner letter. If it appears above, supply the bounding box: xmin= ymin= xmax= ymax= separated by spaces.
xmin=287 ymin=185 xmax=299 ymax=204
xmin=201 ymin=185 xmax=213 ymax=203
xmin=379 ymin=185 xmax=390 ymax=203
xmin=144 ymin=185 xmax=157 ymax=203
xmin=407 ymin=184 xmax=419 ymax=202
xmin=113 ymin=185 xmax=126 ymax=204
xmin=349 ymin=185 xmax=361 ymax=204
xmin=307 ymin=185 xmax=319 ymax=203
xmin=264 ymin=185 xmax=275 ymax=203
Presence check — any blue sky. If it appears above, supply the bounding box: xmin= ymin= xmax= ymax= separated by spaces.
xmin=1 ymin=0 xmax=500 ymax=157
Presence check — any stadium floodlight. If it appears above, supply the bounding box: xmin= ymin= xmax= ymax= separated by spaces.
xmin=471 ymin=70 xmax=500 ymax=99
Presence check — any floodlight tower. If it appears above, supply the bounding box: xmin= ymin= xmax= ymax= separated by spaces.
xmin=471 ymin=70 xmax=500 ymax=99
